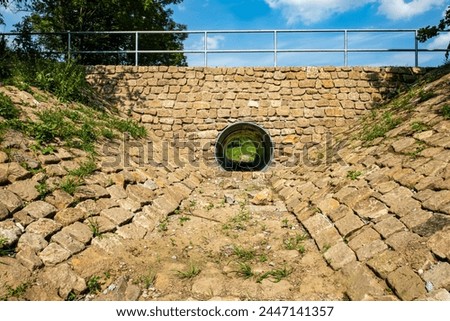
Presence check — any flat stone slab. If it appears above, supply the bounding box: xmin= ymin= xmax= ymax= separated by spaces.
xmin=25 ymin=218 xmax=62 ymax=239
xmin=427 ymin=227 xmax=450 ymax=260
xmin=381 ymin=187 xmax=422 ymax=218
xmin=392 ymin=137 xmax=417 ymax=153
xmin=353 ymin=198 xmax=388 ymax=221
xmin=422 ymin=190 xmax=450 ymax=213
xmin=126 ymin=184 xmax=155 ymax=206
xmin=334 ymin=213 xmax=365 ymax=237
xmin=387 ymin=266 xmax=426 ymax=300
xmin=54 ymin=208 xmax=87 ymax=226
xmin=7 ymin=180 xmax=40 ymax=202
xmin=116 ymin=222 xmax=147 ymax=239
xmin=151 ymin=195 xmax=179 ymax=216
xmin=356 ymin=239 xmax=388 ymax=261
xmin=374 ymin=216 xmax=407 ymax=238
xmin=62 ymin=222 xmax=93 ymax=244
xmin=22 ymin=201 xmax=57 ymax=219
xmin=17 ymin=232 xmax=48 ymax=252
xmin=16 ymin=246 xmax=44 ymax=271
xmin=303 ymin=214 xmax=333 ymax=239
xmin=0 ymin=162 xmax=31 ymax=182
xmin=367 ymin=250 xmax=406 ymax=280
xmin=348 ymin=228 xmax=381 ymax=251
xmin=101 ymin=207 xmax=134 ymax=226
xmin=323 ymin=241 xmax=356 ymax=270
xmin=340 ymin=261 xmax=387 ymax=300
xmin=74 ymin=184 xmax=109 ymax=201
xmin=39 ymin=242 xmax=72 ymax=266
xmin=423 ymin=262 xmax=450 ymax=291
xmin=413 ymin=214 xmax=450 ymax=237
xmin=107 ymin=184 xmax=128 ymax=200
xmin=0 ymin=189 xmax=24 ymax=213
xmin=0 ymin=220 xmax=23 ymax=246
xmin=40 ymin=263 xmax=86 ymax=299
xmin=51 ymin=231 xmax=85 ymax=254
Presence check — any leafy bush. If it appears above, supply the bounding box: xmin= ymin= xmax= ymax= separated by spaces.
xmin=33 ymin=60 xmax=92 ymax=103
xmin=5 ymin=57 xmax=93 ymax=103
xmin=0 ymin=93 xmax=20 ymax=119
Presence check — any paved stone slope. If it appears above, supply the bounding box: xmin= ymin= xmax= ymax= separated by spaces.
xmin=1 ymin=68 xmax=450 ymax=301
xmin=271 ymin=69 xmax=450 ymax=301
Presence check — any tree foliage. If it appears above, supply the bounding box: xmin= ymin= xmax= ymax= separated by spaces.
xmin=13 ymin=0 xmax=187 ymax=66
xmin=417 ymin=6 xmax=450 ymax=61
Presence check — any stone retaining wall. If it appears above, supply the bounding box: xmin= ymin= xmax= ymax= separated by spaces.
xmin=86 ymin=66 xmax=426 ymax=164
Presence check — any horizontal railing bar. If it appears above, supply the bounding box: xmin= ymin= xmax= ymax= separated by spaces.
xmin=1 ymin=29 xmax=448 ymax=67
xmin=71 ymin=48 xmax=450 ymax=54
xmin=1 ymin=29 xmax=444 ymax=36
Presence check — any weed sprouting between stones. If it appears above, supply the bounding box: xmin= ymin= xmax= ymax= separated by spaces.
xmin=176 ymin=264 xmax=201 ymax=279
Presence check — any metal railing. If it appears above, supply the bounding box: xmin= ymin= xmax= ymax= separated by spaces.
xmin=1 ymin=29 xmax=449 ymax=67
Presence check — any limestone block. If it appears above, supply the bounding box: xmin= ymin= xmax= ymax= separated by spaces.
xmin=25 ymin=218 xmax=62 ymax=239
xmin=323 ymin=241 xmax=356 ymax=270
xmin=54 ymin=208 xmax=87 ymax=226
xmin=423 ymin=263 xmax=450 ymax=291
xmin=7 ymin=180 xmax=40 ymax=202
xmin=374 ymin=216 xmax=407 ymax=238
xmin=101 ymin=207 xmax=134 ymax=226
xmin=0 ymin=189 xmax=23 ymax=213
xmin=334 ymin=213 xmax=365 ymax=237
xmin=39 ymin=243 xmax=71 ymax=266
xmin=387 ymin=266 xmax=426 ymax=300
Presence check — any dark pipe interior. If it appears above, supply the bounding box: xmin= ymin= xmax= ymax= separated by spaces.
xmin=215 ymin=122 xmax=274 ymax=171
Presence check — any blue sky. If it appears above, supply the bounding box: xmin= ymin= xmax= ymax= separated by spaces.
xmin=1 ymin=0 xmax=449 ymax=67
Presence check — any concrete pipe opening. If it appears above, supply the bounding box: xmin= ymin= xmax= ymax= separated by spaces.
xmin=215 ymin=122 xmax=274 ymax=172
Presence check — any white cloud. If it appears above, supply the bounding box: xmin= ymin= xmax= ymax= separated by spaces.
xmin=264 ymin=0 xmax=375 ymax=25
xmin=207 ymin=35 xmax=225 ymax=50
xmin=426 ymin=32 xmax=450 ymax=49
xmin=378 ymin=0 xmax=445 ymax=20
xmin=265 ymin=0 xmax=446 ymax=25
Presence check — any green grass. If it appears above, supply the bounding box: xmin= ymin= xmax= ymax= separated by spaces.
xmin=59 ymin=177 xmax=80 ymax=195
xmin=35 ymin=181 xmax=51 ymax=200
xmin=407 ymin=141 xmax=427 ymax=159
xmin=283 ymin=234 xmax=308 ymax=253
xmin=347 ymin=170 xmax=362 ymax=180
xmin=176 ymin=264 xmax=201 ymax=279
xmin=178 ymin=216 xmax=191 ymax=226
xmin=87 ymin=218 xmax=102 ymax=238
xmin=138 ymin=269 xmax=157 ymax=288
xmin=226 ymin=204 xmax=252 ymax=231
xmin=2 ymin=283 xmax=29 ymax=300
xmin=232 ymin=245 xmax=256 ymax=261
xmin=361 ymin=111 xmax=402 ymax=142
xmin=69 ymin=159 xmax=97 ymax=178
xmin=411 ymin=121 xmax=429 ymax=132
xmin=0 ymin=237 xmax=15 ymax=257
xmin=87 ymin=275 xmax=101 ymax=294
xmin=236 ymin=262 xmax=254 ymax=279
xmin=443 ymin=105 xmax=450 ymax=119
xmin=225 ymin=137 xmax=259 ymax=162
xmin=257 ymin=267 xmax=292 ymax=283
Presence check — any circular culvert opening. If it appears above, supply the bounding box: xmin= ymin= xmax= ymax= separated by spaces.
xmin=215 ymin=122 xmax=274 ymax=171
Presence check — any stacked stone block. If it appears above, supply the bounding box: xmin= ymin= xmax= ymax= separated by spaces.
xmin=86 ymin=66 xmax=424 ymax=164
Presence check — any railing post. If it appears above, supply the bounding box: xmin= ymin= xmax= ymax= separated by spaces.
xmin=344 ymin=30 xmax=348 ymax=67
xmin=67 ymin=31 xmax=71 ymax=61
xmin=274 ymin=30 xmax=278 ymax=67
xmin=204 ymin=31 xmax=208 ymax=67
xmin=414 ymin=30 xmax=419 ymax=67
xmin=135 ymin=31 xmax=139 ymax=66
